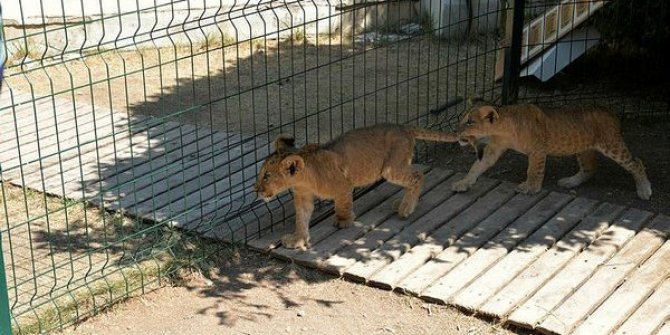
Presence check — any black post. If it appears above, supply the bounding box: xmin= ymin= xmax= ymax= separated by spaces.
xmin=501 ymin=0 xmax=526 ymax=105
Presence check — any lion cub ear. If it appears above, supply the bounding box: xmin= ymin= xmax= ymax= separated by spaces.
xmin=273 ymin=135 xmax=296 ymax=152
xmin=281 ymin=155 xmax=305 ymax=176
xmin=479 ymin=105 xmax=499 ymax=124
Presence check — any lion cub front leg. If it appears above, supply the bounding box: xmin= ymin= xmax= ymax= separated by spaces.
xmin=333 ymin=190 xmax=355 ymax=228
xmin=282 ymin=193 xmax=314 ymax=250
xmin=453 ymin=143 xmax=505 ymax=192
xmin=517 ymin=152 xmax=546 ymax=194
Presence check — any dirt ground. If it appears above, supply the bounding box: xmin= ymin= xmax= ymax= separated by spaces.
xmin=56 ymin=247 xmax=529 ymax=335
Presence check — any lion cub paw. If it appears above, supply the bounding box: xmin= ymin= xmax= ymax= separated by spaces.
xmin=393 ymin=199 xmax=416 ymax=218
xmin=281 ymin=233 xmax=311 ymax=250
xmin=636 ymin=180 xmax=652 ymax=200
xmin=516 ymin=181 xmax=541 ymax=194
xmin=334 ymin=215 xmax=355 ymax=228
xmin=452 ymin=179 xmax=472 ymax=192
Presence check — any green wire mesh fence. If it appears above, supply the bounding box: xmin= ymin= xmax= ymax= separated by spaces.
xmin=0 ymin=1 xmax=503 ymax=332
xmin=0 ymin=0 xmax=667 ymax=333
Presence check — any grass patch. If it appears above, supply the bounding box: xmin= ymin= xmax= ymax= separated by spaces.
xmin=1 ymin=182 xmax=236 ymax=334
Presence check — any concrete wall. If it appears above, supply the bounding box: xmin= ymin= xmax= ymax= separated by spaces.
xmin=1 ymin=0 xmax=343 ymax=59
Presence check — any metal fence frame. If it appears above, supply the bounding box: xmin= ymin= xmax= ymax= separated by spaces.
xmin=0 ymin=0 xmax=667 ymax=333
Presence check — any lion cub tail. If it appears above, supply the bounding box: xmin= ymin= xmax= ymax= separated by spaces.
xmin=406 ymin=126 xmax=458 ymax=143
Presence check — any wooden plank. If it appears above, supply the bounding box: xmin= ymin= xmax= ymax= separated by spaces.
xmin=183 ymin=182 xmax=295 ymax=241
xmin=5 ymin=99 xmax=75 ymax=136
xmin=171 ymin=135 xmax=289 ymax=221
xmin=246 ymin=168 xmax=426 ymax=253
xmin=92 ymin=126 xmax=227 ymax=203
xmin=159 ymin=138 xmax=274 ymax=227
xmin=37 ymin=121 xmax=188 ymax=197
xmin=2 ymin=112 xmax=152 ymax=184
xmin=570 ymin=242 xmax=670 ymax=335
xmin=367 ymin=182 xmax=518 ymax=290
xmin=47 ymin=122 xmax=212 ymax=198
xmin=271 ymin=169 xmax=455 ymax=267
xmin=419 ymin=192 xmax=573 ymax=304
xmin=99 ymin=128 xmax=232 ymax=209
xmin=343 ymin=178 xmax=500 ymax=283
xmin=1 ymin=102 xmax=97 ymax=157
xmin=610 ymin=279 xmax=670 ymax=335
xmin=137 ymin=153 xmax=264 ymax=222
xmin=398 ymin=191 xmax=547 ymax=296
xmin=320 ymin=173 xmax=463 ymax=275
xmin=24 ymin=121 xmax=176 ymax=200
xmin=479 ymin=207 xmax=651 ymax=318
xmin=0 ymin=102 xmax=93 ymax=173
xmin=1 ymin=104 xmax=127 ymax=173
xmin=214 ymin=191 xmax=297 ymax=242
xmin=0 ymin=98 xmax=73 ymax=150
xmin=32 ymin=114 xmax=154 ymax=175
xmin=301 ymin=171 xmax=459 ymax=265
xmin=508 ymin=214 xmax=670 ymax=330
xmin=532 ymin=215 xmax=670 ymax=335
xmin=451 ymin=197 xmax=605 ymax=311
xmin=185 ymin=190 xmax=274 ymax=237
xmin=0 ymin=94 xmax=67 ymax=132
xmin=133 ymin=137 xmax=271 ymax=220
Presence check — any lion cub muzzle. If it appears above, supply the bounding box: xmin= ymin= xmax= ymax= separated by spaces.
xmin=254 ymin=184 xmax=275 ymax=202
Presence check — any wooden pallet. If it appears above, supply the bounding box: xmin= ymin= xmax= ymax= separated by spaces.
xmin=249 ymin=167 xmax=670 ymax=335
xmin=0 ymin=91 xmax=275 ymax=239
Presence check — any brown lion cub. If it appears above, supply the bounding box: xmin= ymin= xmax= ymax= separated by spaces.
xmin=255 ymin=124 xmax=458 ymax=250
xmin=454 ymin=102 xmax=652 ymax=200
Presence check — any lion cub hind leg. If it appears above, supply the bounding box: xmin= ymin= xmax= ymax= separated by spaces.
xmin=558 ymin=150 xmax=597 ymax=189
xmin=387 ymin=167 xmax=424 ymax=218
xmin=598 ymin=141 xmax=652 ymax=200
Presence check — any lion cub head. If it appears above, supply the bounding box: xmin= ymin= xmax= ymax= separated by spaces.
xmin=458 ymin=103 xmax=500 ymax=143
xmin=457 ymin=102 xmax=500 ymax=160
xmin=255 ymin=136 xmax=306 ymax=202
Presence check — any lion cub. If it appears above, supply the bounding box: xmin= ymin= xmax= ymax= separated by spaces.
xmin=454 ymin=102 xmax=652 ymax=200
xmin=255 ymin=124 xmax=458 ymax=250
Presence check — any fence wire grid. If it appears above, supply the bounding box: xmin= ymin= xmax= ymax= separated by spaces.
xmin=0 ymin=0 xmax=668 ymax=333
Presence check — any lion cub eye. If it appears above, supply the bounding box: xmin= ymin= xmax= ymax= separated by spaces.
xmin=465 ymin=119 xmax=475 ymax=126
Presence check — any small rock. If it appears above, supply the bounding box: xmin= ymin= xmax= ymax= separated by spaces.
xmin=297 ymin=309 xmax=306 ymax=317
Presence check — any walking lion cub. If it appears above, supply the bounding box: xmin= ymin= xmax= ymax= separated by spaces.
xmin=255 ymin=124 xmax=457 ymax=250
xmin=453 ymin=102 xmax=652 ymax=200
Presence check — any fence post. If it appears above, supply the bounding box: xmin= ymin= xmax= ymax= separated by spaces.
xmin=501 ymin=0 xmax=526 ymax=105
xmin=0 ymin=4 xmax=13 ymax=335
xmin=0 ymin=237 xmax=12 ymax=335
